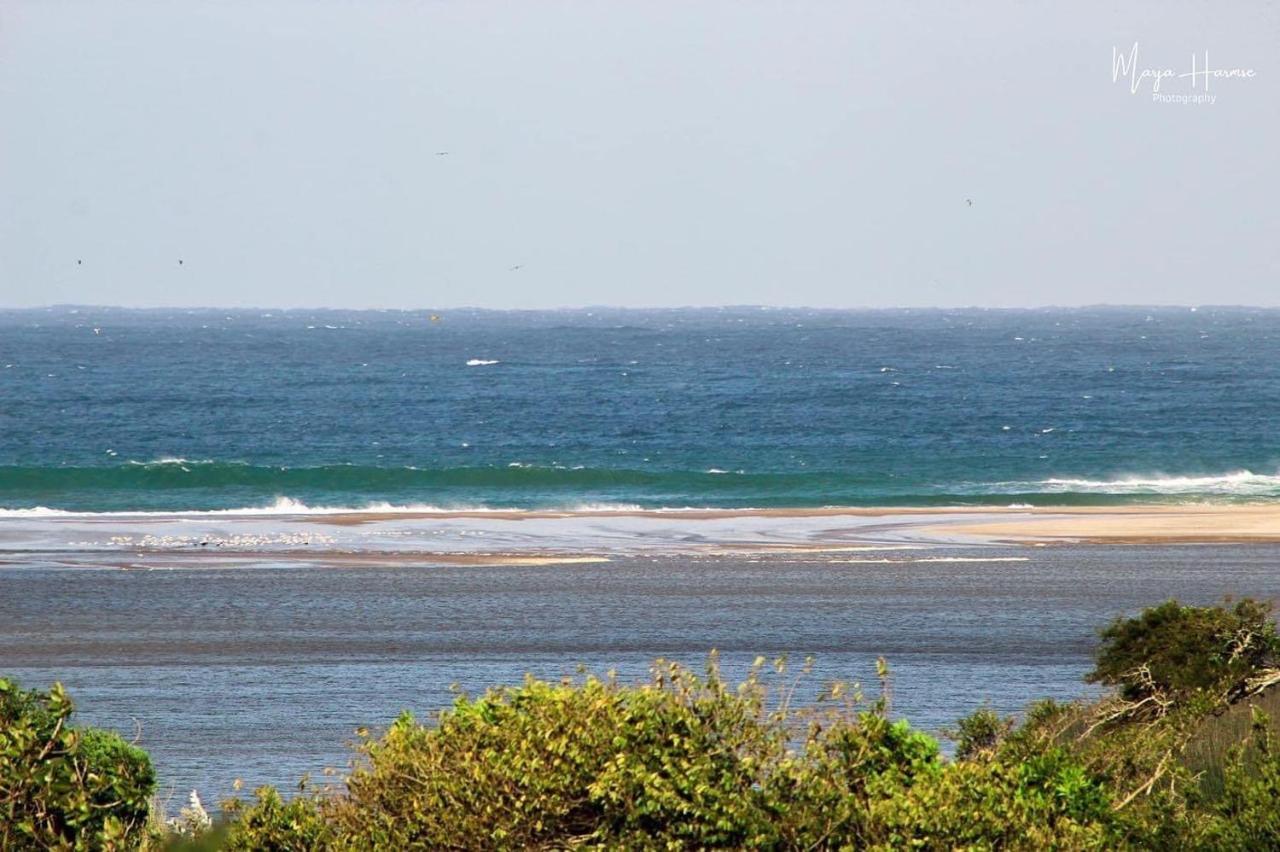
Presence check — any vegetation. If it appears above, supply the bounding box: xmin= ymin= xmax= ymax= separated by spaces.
xmin=1 ymin=678 xmax=155 ymax=849
xmin=8 ymin=598 xmax=1280 ymax=849
xmin=1088 ymin=598 xmax=1280 ymax=709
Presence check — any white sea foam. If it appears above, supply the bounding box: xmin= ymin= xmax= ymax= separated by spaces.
xmin=0 ymin=497 xmax=506 ymax=519
xmin=0 ymin=497 xmax=734 ymax=519
xmin=466 ymin=359 xmax=500 ymax=366
xmin=995 ymin=470 xmax=1280 ymax=496
xmin=1041 ymin=470 xmax=1280 ymax=494
xmin=125 ymin=457 xmax=219 ymax=466
xmin=0 ymin=506 xmax=73 ymax=517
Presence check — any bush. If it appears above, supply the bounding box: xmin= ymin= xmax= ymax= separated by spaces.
xmin=221 ymin=786 xmax=327 ymax=851
xmin=950 ymin=704 xmax=1015 ymax=761
xmin=315 ymin=658 xmax=787 ymax=849
xmin=0 ymin=677 xmax=156 ymax=850
xmin=870 ymin=747 xmax=1126 ymax=850
xmin=1088 ymin=599 xmax=1280 ymax=709
xmin=1194 ymin=710 xmax=1280 ymax=851
xmin=221 ymin=658 xmax=1130 ymax=850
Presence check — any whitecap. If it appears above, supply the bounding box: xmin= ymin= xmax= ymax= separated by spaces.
xmin=466 ymin=359 xmax=500 ymax=366
xmin=975 ymin=469 xmax=1280 ymax=497
xmin=0 ymin=506 xmax=73 ymax=517
xmin=0 ymin=497 xmax=513 ymax=519
xmin=1038 ymin=470 xmax=1280 ymax=495
xmin=125 ymin=457 xmax=217 ymax=466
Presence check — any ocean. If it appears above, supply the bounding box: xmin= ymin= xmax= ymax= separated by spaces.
xmin=3 ymin=305 xmax=1280 ymax=512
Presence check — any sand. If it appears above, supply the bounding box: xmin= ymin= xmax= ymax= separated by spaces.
xmin=922 ymin=504 xmax=1280 ymax=544
xmin=305 ymin=503 xmax=1280 ymax=545
xmin=4 ymin=505 xmax=1280 ymax=570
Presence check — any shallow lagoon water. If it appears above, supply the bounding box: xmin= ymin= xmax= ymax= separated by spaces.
xmin=4 ymin=543 xmax=1279 ymax=801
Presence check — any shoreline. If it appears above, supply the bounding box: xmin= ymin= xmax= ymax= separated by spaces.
xmin=1 ymin=504 xmax=1279 ymax=561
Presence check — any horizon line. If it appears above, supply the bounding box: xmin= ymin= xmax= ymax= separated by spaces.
xmin=3 ymin=302 xmax=1276 ymax=313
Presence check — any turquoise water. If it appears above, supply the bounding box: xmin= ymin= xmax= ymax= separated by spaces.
xmin=3 ymin=305 xmax=1279 ymax=512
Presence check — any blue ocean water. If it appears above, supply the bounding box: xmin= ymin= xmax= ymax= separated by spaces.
xmin=3 ymin=305 xmax=1279 ymax=512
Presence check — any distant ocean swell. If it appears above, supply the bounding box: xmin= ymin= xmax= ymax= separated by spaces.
xmin=1 ymin=460 xmax=1278 ymax=514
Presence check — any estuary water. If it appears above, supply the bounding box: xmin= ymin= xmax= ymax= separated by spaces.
xmin=4 ymin=544 xmax=1280 ymax=800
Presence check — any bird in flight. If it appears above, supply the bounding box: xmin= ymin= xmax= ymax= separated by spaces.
xmin=178 ymin=259 xmax=184 ymax=265
xmin=77 ymin=259 xmax=82 ymax=265
xmin=509 ymin=264 xmax=523 ymax=271
xmin=435 ymin=151 xmax=450 ymax=156
xmin=965 ymin=199 xmax=973 ymax=207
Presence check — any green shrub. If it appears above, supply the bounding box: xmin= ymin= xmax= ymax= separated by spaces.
xmin=1194 ymin=710 xmax=1280 ymax=851
xmin=765 ymin=709 xmax=944 ymax=849
xmin=220 ymin=658 xmax=1131 ymax=851
xmin=1088 ymin=598 xmax=1280 ymax=709
xmin=221 ymin=787 xmax=327 ymax=851
xmin=1184 ymin=685 xmax=1280 ymax=800
xmin=951 ymin=704 xmax=1015 ymax=761
xmin=320 ymin=658 xmax=787 ymax=849
xmin=869 ymin=747 xmax=1128 ymax=850
xmin=0 ymin=677 xmax=156 ymax=850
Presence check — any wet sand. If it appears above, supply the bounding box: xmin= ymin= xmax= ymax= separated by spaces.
xmin=305 ymin=503 xmax=1280 ymax=547
xmin=3 ymin=504 xmax=1280 ymax=569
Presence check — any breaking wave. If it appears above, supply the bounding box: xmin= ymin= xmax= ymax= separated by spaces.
xmin=1 ymin=460 xmax=1278 ymax=513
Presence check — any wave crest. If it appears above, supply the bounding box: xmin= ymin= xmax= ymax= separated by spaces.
xmin=1033 ymin=470 xmax=1280 ymax=495
xmin=2 ymin=461 xmax=1278 ymax=513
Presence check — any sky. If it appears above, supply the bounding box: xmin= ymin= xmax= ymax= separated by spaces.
xmin=1 ymin=1 xmax=1277 ymax=309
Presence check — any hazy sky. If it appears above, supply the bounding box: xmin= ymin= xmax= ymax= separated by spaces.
xmin=2 ymin=1 xmax=1277 ymax=309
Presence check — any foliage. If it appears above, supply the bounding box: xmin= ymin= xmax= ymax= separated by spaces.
xmin=270 ymin=657 xmax=790 ymax=849
xmin=949 ymin=704 xmax=1015 ymax=761
xmin=219 ymin=656 xmax=1130 ymax=850
xmin=870 ymin=746 xmax=1126 ymax=850
xmin=221 ymin=787 xmax=327 ymax=851
xmin=1196 ymin=710 xmax=1280 ymax=851
xmin=0 ymin=677 xmax=156 ymax=850
xmin=1087 ymin=598 xmax=1280 ymax=710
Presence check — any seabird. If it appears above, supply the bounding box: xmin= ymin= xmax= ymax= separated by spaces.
xmin=966 ymin=199 xmax=973 ymax=206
